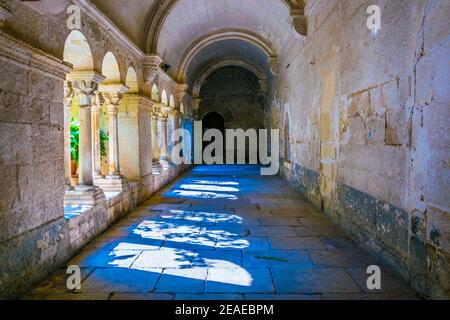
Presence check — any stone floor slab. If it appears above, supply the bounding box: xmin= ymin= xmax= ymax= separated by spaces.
xmin=155 ymin=268 xmax=208 ymax=293
xmin=269 ymin=237 xmax=326 ymax=250
xmin=131 ymin=250 xmax=195 ymax=269
xmin=206 ymin=268 xmax=274 ymax=293
xmin=243 ymin=250 xmax=314 ymax=269
xmin=25 ymin=165 xmax=419 ymax=300
xmin=271 ymin=268 xmax=361 ymax=294
xmin=308 ymin=249 xmax=379 ymax=268
xmin=81 ymin=267 xmax=162 ymax=293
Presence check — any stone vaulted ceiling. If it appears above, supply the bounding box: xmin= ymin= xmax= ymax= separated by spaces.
xmin=92 ymin=0 xmax=307 ymax=83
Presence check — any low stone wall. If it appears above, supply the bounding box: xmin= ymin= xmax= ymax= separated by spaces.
xmin=0 ymin=165 xmax=189 ymax=299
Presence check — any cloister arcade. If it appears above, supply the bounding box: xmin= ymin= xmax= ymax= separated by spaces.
xmin=0 ymin=0 xmax=448 ymax=300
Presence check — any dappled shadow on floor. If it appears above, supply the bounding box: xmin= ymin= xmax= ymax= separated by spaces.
xmin=25 ymin=165 xmax=421 ymax=300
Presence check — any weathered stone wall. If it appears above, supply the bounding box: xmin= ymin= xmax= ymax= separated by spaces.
xmin=0 ymin=0 xmax=191 ymax=299
xmin=0 ymin=28 xmax=72 ymax=298
xmin=276 ymin=0 xmax=449 ymax=299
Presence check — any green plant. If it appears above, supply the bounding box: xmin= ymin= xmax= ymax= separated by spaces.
xmin=100 ymin=129 xmax=108 ymax=158
xmin=70 ymin=117 xmax=109 ymax=165
xmin=70 ymin=117 xmax=79 ymax=165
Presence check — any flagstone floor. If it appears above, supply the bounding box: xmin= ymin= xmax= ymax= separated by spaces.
xmin=24 ymin=165 xmax=420 ymax=300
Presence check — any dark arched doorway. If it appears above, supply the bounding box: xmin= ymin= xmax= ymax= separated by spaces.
xmin=202 ymin=112 xmax=225 ymax=163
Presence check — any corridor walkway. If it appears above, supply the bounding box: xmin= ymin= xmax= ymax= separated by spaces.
xmin=25 ymin=166 xmax=420 ymax=300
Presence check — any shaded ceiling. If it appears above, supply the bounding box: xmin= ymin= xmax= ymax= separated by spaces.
xmin=92 ymin=0 xmax=158 ymax=46
xmin=91 ymin=0 xmax=305 ymax=88
xmin=156 ymin=0 xmax=294 ymax=69
xmin=186 ymin=39 xmax=271 ymax=89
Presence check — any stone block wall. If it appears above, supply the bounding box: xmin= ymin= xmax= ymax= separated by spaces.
xmin=277 ymin=0 xmax=450 ymax=299
xmin=0 ymin=29 xmax=71 ymax=298
xmin=0 ymin=0 xmax=192 ymax=298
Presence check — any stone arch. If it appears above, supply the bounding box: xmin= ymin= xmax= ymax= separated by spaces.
xmin=161 ymin=89 xmax=168 ymax=105
xmin=142 ymin=0 xmax=302 ymax=52
xmin=192 ymin=59 xmax=267 ymax=98
xmin=102 ymin=51 xmax=121 ymax=84
xmin=63 ymin=30 xmax=94 ymax=70
xmin=177 ymin=29 xmax=278 ymax=82
xmin=169 ymin=94 xmax=175 ymax=108
xmin=199 ymin=103 xmax=236 ymax=124
xmin=180 ymin=102 xmax=185 ymax=114
xmin=151 ymin=84 xmax=160 ymax=102
xmin=125 ymin=66 xmax=139 ymax=94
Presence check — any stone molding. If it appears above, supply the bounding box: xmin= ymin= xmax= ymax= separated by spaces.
xmin=121 ymin=94 xmax=155 ymax=111
xmin=0 ymin=2 xmax=12 ymax=22
xmin=290 ymin=9 xmax=308 ymax=38
xmin=142 ymin=0 xmax=299 ymax=52
xmin=0 ymin=30 xmax=72 ymax=80
xmin=191 ymin=58 xmax=268 ymax=98
xmin=176 ymin=28 xmax=278 ymax=82
xmin=304 ymin=0 xmax=318 ymax=15
xmin=73 ymin=0 xmax=145 ymax=59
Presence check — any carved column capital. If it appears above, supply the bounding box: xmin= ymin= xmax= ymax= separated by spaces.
xmin=268 ymin=57 xmax=280 ymax=76
xmin=64 ymin=81 xmax=74 ymax=107
xmin=74 ymin=81 xmax=97 ymax=107
xmin=192 ymin=98 xmax=202 ymax=111
xmin=290 ymin=8 xmax=307 ymax=38
xmin=176 ymin=83 xmax=189 ymax=102
xmin=143 ymin=54 xmax=163 ymax=85
xmin=68 ymin=71 xmax=105 ymax=107
xmin=99 ymin=83 xmax=129 ymax=114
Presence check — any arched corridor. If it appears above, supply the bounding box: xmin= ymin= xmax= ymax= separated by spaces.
xmin=24 ymin=165 xmax=419 ymax=300
xmin=0 ymin=0 xmax=448 ymax=301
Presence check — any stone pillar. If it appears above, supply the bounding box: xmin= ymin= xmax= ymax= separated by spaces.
xmin=95 ymin=84 xmax=130 ymax=192
xmin=78 ymin=97 xmax=94 ymax=187
xmin=63 ymin=81 xmax=73 ymax=190
xmin=151 ymin=110 xmax=160 ymax=161
xmin=192 ymin=98 xmax=201 ymax=119
xmin=159 ymin=112 xmax=169 ymax=169
xmin=106 ymin=97 xmax=121 ymax=177
xmin=64 ymin=72 xmax=106 ymax=206
xmin=167 ymin=109 xmax=179 ymax=164
xmin=91 ymin=90 xmax=102 ymax=179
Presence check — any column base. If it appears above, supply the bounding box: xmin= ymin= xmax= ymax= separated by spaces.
xmin=64 ymin=185 xmax=106 ymax=206
xmin=152 ymin=160 xmax=162 ymax=175
xmin=159 ymin=158 xmax=170 ymax=170
xmin=95 ymin=175 xmax=129 ymax=193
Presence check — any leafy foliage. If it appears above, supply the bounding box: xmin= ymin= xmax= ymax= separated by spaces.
xmin=70 ymin=117 xmax=109 ymax=165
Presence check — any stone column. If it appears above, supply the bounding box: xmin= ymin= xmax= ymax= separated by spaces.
xmin=159 ymin=112 xmax=169 ymax=169
xmin=95 ymin=84 xmax=130 ymax=192
xmin=106 ymin=96 xmax=121 ymax=177
xmin=192 ymin=98 xmax=201 ymax=119
xmin=76 ymin=82 xmax=95 ymax=188
xmin=91 ymin=90 xmax=103 ymax=179
xmin=167 ymin=109 xmax=179 ymax=164
xmin=63 ymin=81 xmax=73 ymax=190
xmin=64 ymin=72 xmax=106 ymax=206
xmin=151 ymin=109 xmax=160 ymax=162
